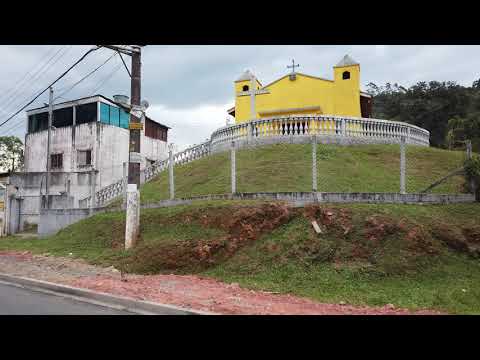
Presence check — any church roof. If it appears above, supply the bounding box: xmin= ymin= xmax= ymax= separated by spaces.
xmin=235 ymin=69 xmax=255 ymax=82
xmin=335 ymin=54 xmax=359 ymax=67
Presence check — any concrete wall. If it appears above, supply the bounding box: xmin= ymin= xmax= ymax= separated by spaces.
xmin=24 ymin=122 xmax=98 ymax=173
xmin=96 ymin=123 xmax=129 ymax=189
xmin=151 ymin=192 xmax=477 ymax=206
xmin=141 ymin=132 xmax=169 ymax=165
xmin=38 ymin=208 xmax=99 ymax=237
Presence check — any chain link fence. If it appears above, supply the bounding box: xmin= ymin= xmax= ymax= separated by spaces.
xmin=91 ymin=138 xmax=476 ymax=207
xmin=236 ymin=141 xmax=311 ymax=193
xmin=406 ymin=142 xmax=469 ymax=194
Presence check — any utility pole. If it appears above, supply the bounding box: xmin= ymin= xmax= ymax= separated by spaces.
xmin=45 ymin=87 xmax=53 ymax=209
xmin=99 ymin=45 xmax=145 ymax=188
xmin=100 ymin=45 xmax=145 ymax=249
xmin=129 ymin=48 xmax=142 ymax=187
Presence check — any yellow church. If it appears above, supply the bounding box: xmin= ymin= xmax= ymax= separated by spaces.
xmin=227 ymin=55 xmax=372 ymax=123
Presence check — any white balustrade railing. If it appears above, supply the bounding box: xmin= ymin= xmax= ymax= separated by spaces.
xmin=210 ymin=115 xmax=430 ymax=149
xmin=82 ymin=141 xmax=212 ymax=207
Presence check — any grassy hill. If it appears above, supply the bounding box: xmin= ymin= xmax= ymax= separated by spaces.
xmin=1 ymin=200 xmax=480 ymax=314
xmin=138 ymin=144 xmax=467 ymax=204
xmin=1 ymin=144 xmax=478 ymax=314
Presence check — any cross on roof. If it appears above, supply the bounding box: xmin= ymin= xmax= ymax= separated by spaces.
xmin=287 ymin=59 xmax=300 ymax=74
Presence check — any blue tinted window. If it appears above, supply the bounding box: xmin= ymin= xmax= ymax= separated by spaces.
xmin=100 ymin=103 xmax=110 ymax=124
xmin=109 ymin=106 xmax=119 ymax=127
xmin=119 ymin=109 xmax=129 ymax=129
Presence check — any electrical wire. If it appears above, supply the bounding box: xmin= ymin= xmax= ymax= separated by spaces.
xmin=89 ymin=62 xmax=123 ymax=95
xmin=0 ymin=46 xmax=58 ymax=103
xmin=54 ymin=51 xmax=118 ymax=101
xmin=3 ymin=50 xmax=121 ymax=136
xmin=0 ymin=46 xmax=71 ymax=113
xmin=0 ymin=46 xmax=102 ymax=130
xmin=0 ymin=46 xmax=74 ymax=134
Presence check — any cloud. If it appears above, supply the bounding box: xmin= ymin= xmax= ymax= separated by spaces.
xmin=1 ymin=45 xmax=480 ymax=146
xmin=147 ymin=102 xmax=233 ymax=150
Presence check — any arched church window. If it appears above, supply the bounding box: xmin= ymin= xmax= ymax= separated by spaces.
xmin=242 ymin=85 xmax=249 ymax=91
xmin=342 ymin=71 xmax=350 ymax=80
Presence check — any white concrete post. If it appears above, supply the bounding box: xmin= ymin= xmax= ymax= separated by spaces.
xmin=466 ymin=140 xmax=475 ymax=194
xmin=341 ymin=118 xmax=346 ymax=136
xmin=312 ymin=135 xmax=318 ymax=192
xmin=169 ymin=144 xmax=175 ymax=200
xmin=89 ymin=169 xmax=96 ymax=214
xmin=231 ymin=141 xmax=236 ymax=194
xmin=125 ymin=184 xmax=140 ymax=250
xmin=247 ymin=122 xmax=252 ymax=144
xmin=122 ymin=162 xmax=128 ymax=209
xmin=466 ymin=140 xmax=472 ymax=160
xmin=400 ymin=136 xmax=406 ymax=194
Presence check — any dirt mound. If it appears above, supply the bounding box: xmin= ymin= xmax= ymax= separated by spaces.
xmin=364 ymin=215 xmax=399 ymax=242
xmin=293 ymin=205 xmax=444 ymax=273
xmin=432 ymin=224 xmax=480 ymax=258
xmin=303 ymin=205 xmax=353 ymax=235
xmin=117 ymin=203 xmax=293 ymax=274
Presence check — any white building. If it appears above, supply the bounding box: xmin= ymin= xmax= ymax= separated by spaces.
xmin=8 ymin=94 xmax=169 ymax=230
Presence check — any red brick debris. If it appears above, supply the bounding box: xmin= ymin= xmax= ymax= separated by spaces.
xmin=0 ymin=251 xmax=443 ymax=315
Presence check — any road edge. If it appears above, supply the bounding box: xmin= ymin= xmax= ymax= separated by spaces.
xmin=0 ymin=273 xmax=217 ymax=315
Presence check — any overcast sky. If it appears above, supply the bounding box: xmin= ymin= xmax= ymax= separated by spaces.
xmin=0 ymin=45 xmax=479 ymax=149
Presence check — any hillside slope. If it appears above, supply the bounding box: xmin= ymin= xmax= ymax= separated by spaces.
xmin=139 ymin=144 xmax=467 ymax=204
xmin=1 ymin=201 xmax=480 ymax=314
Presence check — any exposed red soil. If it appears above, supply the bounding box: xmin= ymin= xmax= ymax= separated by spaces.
xmin=66 ymin=273 xmax=443 ymax=315
xmin=118 ymin=203 xmax=294 ymax=273
xmin=0 ymin=250 xmax=443 ymax=315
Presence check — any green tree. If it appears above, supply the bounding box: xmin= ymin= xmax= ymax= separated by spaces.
xmin=369 ymin=80 xmax=474 ymax=148
xmin=0 ymin=136 xmax=24 ymax=173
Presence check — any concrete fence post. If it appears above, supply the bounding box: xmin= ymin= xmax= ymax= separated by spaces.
xmin=466 ymin=140 xmax=476 ymax=195
xmin=125 ymin=184 xmax=140 ymax=250
xmin=466 ymin=140 xmax=472 ymax=160
xmin=312 ymin=135 xmax=318 ymax=192
xmin=247 ymin=122 xmax=252 ymax=144
xmin=231 ymin=141 xmax=236 ymax=194
xmin=90 ymin=169 xmax=96 ymax=214
xmin=169 ymin=145 xmax=175 ymax=200
xmin=341 ymin=118 xmax=346 ymax=136
xmin=122 ymin=162 xmax=128 ymax=209
xmin=400 ymin=136 xmax=406 ymax=194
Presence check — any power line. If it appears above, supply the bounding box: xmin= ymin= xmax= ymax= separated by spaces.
xmin=0 ymin=46 xmax=71 ymax=113
xmin=89 ymin=62 xmax=123 ymax=95
xmin=0 ymin=46 xmax=72 ymax=131
xmin=0 ymin=46 xmax=102 ymax=130
xmin=0 ymin=46 xmax=59 ymax=103
xmin=54 ymin=51 xmax=118 ymax=100
xmin=0 ymin=46 xmax=74 ymax=134
xmin=3 ymin=49 xmax=118 ymax=136
xmin=117 ymin=51 xmax=131 ymax=78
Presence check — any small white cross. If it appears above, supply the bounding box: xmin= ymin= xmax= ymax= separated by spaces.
xmin=287 ymin=59 xmax=300 ymax=74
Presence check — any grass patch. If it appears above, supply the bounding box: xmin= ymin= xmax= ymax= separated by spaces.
xmin=135 ymin=144 xmax=468 ymax=204
xmin=1 ymin=201 xmax=480 ymax=313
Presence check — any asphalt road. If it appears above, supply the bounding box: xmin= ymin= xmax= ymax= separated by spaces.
xmin=0 ymin=282 xmax=135 ymax=315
